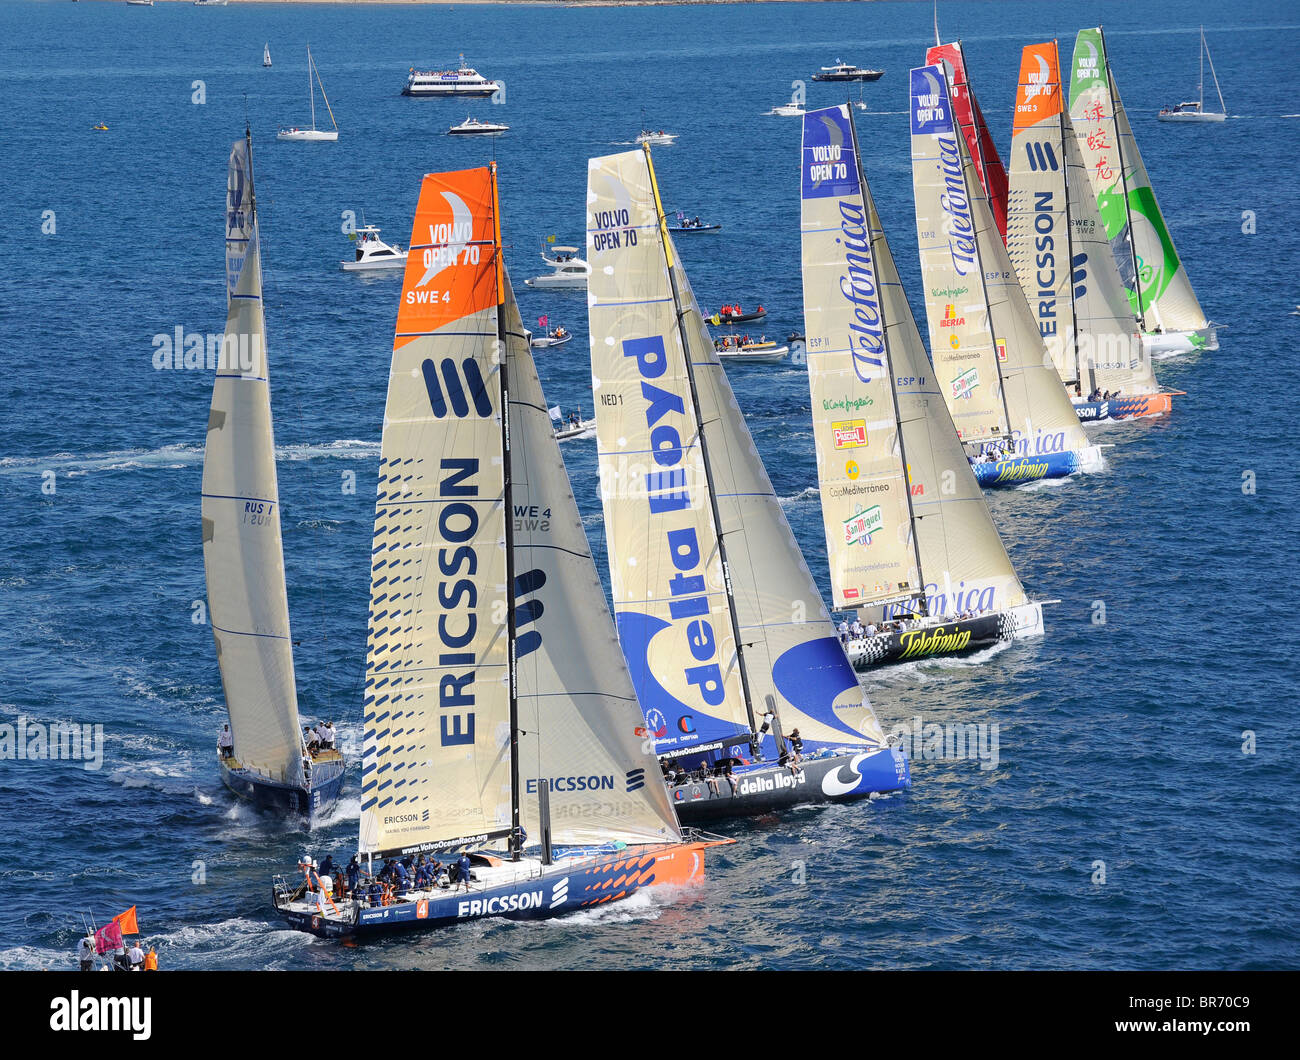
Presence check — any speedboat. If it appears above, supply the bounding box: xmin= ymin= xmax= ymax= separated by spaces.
xmin=714 ymin=306 xmax=766 ymax=325
xmin=668 ymin=212 xmax=721 ymax=233
xmin=811 ymin=60 xmax=884 ymax=82
xmin=637 ymin=129 xmax=677 ymax=145
xmin=524 ymin=247 xmax=590 ymax=290
xmin=403 ymin=56 xmax=500 ymax=98
xmin=529 ymin=325 xmax=572 ymax=348
xmin=769 ymin=96 xmax=805 ymax=117
xmin=715 ymin=339 xmax=788 ymax=365
xmin=553 ymin=416 xmax=595 ymax=441
xmin=448 ymin=116 xmax=509 ymax=135
xmin=92 ymin=122 xmax=108 ymax=131
xmin=340 ymin=226 xmax=407 ymax=272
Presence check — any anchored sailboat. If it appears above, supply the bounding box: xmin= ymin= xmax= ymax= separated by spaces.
xmin=277 ymin=47 xmax=338 ymax=142
xmin=1158 ymin=27 xmax=1226 ymax=123
xmin=800 ymin=104 xmax=1043 ymax=668
xmin=926 ymin=40 xmax=1009 ymax=243
xmin=274 ymin=164 xmax=728 ymax=937
xmin=203 ymin=130 xmax=345 ymax=822
xmin=910 ymin=64 xmax=1102 ymax=487
xmin=587 ymin=145 xmax=910 ymax=822
xmin=1007 ymin=41 xmax=1176 ymax=422
xmin=1068 ymin=28 xmax=1218 ymax=354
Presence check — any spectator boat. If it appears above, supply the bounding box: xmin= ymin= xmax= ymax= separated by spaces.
xmin=340 ymin=225 xmax=407 ymax=272
xmin=523 ymin=246 xmax=590 ymax=289
xmin=402 ymin=56 xmax=501 ymax=98
xmin=277 ymin=47 xmax=338 ymax=142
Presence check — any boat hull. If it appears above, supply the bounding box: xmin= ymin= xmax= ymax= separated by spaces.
xmin=1142 ymin=326 xmax=1218 ymax=356
xmin=219 ymin=753 xmax=344 ymax=824
xmin=718 ymin=345 xmax=788 ymax=365
xmin=811 ymin=72 xmax=884 ymax=83
xmin=277 ymin=130 xmax=338 ymax=142
xmin=717 ymin=310 xmax=766 ymax=325
xmin=667 ymin=225 xmax=722 ymax=233
xmin=524 ymin=277 xmax=587 ymax=289
xmin=847 ymin=603 xmax=1044 ymax=670
xmin=1074 ymin=392 xmax=1173 ymax=422
xmin=971 ymin=445 xmax=1102 ymax=487
xmin=274 ymin=839 xmax=724 ymax=937
xmin=340 ymin=257 xmax=407 ymax=272
xmin=1157 ymin=111 xmax=1225 ymax=122
xmin=669 ymin=748 xmax=909 ymax=823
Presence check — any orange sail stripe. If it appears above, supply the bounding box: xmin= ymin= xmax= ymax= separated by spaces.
xmin=394 ymin=168 xmax=498 ymax=348
xmin=1014 ymin=41 xmax=1062 ymax=131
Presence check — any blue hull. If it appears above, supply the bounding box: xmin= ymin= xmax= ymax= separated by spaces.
xmin=275 ymin=840 xmax=720 ymax=938
xmin=219 ymin=755 xmax=344 ymax=826
xmin=971 ymin=449 xmax=1082 ymax=487
xmin=669 ymin=747 xmax=909 ymax=823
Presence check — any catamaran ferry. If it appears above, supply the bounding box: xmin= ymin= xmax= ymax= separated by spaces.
xmin=402 ymin=56 xmax=500 ymax=98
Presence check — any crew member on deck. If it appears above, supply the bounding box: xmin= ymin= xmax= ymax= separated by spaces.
xmin=455 ymin=852 xmax=472 ymax=892
xmin=128 ymin=941 xmax=145 ymax=971
xmin=76 ymin=933 xmax=95 ymax=971
xmin=217 ymin=724 xmax=233 ymax=758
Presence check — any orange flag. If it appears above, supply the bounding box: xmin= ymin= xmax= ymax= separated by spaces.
xmin=113 ymin=906 xmax=139 ymax=935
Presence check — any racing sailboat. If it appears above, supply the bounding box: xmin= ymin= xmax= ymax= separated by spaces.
xmin=1007 ymin=41 xmax=1176 ymax=422
xmin=910 ymin=64 xmax=1102 ymax=487
xmin=1068 ymin=27 xmax=1218 ymax=354
xmin=800 ymin=104 xmax=1043 ymax=668
xmin=203 ymin=130 xmax=345 ymax=821
xmin=926 ymin=40 xmax=1009 ymax=243
xmin=587 ymin=145 xmax=910 ymax=822
xmin=273 ymin=164 xmax=728 ymax=937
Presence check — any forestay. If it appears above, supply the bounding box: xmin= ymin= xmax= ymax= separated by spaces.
xmin=201 ymin=135 xmax=303 ymax=785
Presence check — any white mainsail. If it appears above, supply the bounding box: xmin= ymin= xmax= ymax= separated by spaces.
xmin=802 ymin=105 xmax=1028 ymax=622
xmin=911 ymin=64 xmax=1092 ymax=461
xmin=359 ymin=166 xmax=678 ymax=858
xmin=201 ymin=135 xmax=303 ymax=785
xmin=1068 ymin=28 xmax=1209 ymax=334
xmin=1007 ymin=41 xmax=1156 ymax=396
xmin=589 ymin=147 xmax=886 ymax=755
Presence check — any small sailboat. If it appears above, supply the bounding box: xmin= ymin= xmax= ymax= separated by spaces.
xmin=204 ymin=130 xmax=345 ymax=823
xmin=1007 ymin=41 xmax=1177 ymax=422
xmin=272 ymin=163 xmax=730 ymax=937
xmin=277 ymin=47 xmax=338 ymax=142
xmin=1069 ymin=28 xmax=1218 ymax=353
xmin=587 ymin=144 xmax=910 ymax=821
xmin=1159 ymin=27 xmax=1226 ymax=122
xmin=263 ymin=44 xmax=272 ymax=69
xmin=800 ymin=104 xmax=1045 ymax=667
xmin=927 ymin=40 xmax=1010 ymax=243
xmin=910 ymin=63 xmax=1103 ymax=487
xmin=523 ymin=245 xmax=590 ymax=289
xmin=340 ymin=225 xmax=407 ymax=272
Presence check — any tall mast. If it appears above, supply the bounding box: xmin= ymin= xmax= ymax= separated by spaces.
xmin=847 ymin=115 xmax=928 ymax=615
xmin=308 ymin=48 xmax=316 ymax=131
xmin=1097 ymin=26 xmax=1147 ymax=329
xmin=1199 ymin=27 xmax=1205 ymax=109
xmin=643 ymin=143 xmax=760 ymax=744
xmin=1055 ymin=41 xmax=1085 ymax=388
xmin=489 ymin=162 xmax=522 ymax=861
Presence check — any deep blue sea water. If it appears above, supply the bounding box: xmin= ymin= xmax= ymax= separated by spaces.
xmin=0 ymin=0 xmax=1297 ymax=971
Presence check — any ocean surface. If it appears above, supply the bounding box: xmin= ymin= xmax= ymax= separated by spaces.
xmin=1 ymin=0 xmax=1296 ymax=971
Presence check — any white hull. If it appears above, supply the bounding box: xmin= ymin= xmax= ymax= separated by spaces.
xmin=277 ymin=131 xmax=338 ymax=142
xmin=530 ymin=335 xmax=572 ymax=348
xmin=1076 ymin=444 xmax=1106 ymax=474
xmin=524 ymin=275 xmax=587 ymax=290
xmin=553 ymin=419 xmax=596 ymax=441
xmin=770 ymin=105 xmax=805 ymax=117
xmin=1141 ymin=325 xmax=1218 ymax=356
xmin=718 ymin=345 xmax=789 ymax=365
xmin=341 ymin=255 xmax=407 ymax=272
xmin=1157 ymin=111 xmax=1225 ymax=122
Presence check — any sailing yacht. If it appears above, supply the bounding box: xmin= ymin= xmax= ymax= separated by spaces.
xmin=277 ymin=47 xmax=338 ymax=142
xmin=204 ymin=131 xmax=345 ymax=822
xmin=1007 ymin=41 xmax=1177 ymax=422
xmin=1069 ymin=27 xmax=1218 ymax=354
xmin=1159 ymin=28 xmax=1226 ymax=122
xmin=801 ymin=105 xmax=1044 ymax=667
xmin=587 ymin=145 xmax=910 ymax=821
xmin=927 ymin=41 xmax=1009 ymax=244
xmin=910 ymin=64 xmax=1102 ymax=487
xmin=263 ymin=44 xmax=272 ymax=69
xmin=273 ymin=163 xmax=729 ymax=936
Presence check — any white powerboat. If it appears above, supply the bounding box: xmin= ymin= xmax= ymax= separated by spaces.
xmin=715 ymin=340 xmax=789 ymax=365
xmin=340 ymin=226 xmax=407 ymax=272
xmin=402 ymin=55 xmax=501 ymax=98
xmin=278 ymin=47 xmax=338 ymax=142
xmin=529 ymin=325 xmax=572 ymax=348
xmin=1158 ymin=27 xmax=1226 ymax=122
xmin=637 ymin=130 xmax=677 ymax=145
xmin=769 ymin=97 xmax=806 ymax=117
xmin=448 ymin=116 xmax=509 ymax=136
xmin=552 ymin=415 xmax=596 ymax=441
xmin=524 ymin=247 xmax=590 ymax=290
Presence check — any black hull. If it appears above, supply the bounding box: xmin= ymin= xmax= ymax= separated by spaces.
xmin=219 ymin=755 xmax=344 ymax=825
xmin=812 ymin=72 xmax=884 ymax=83
xmin=669 ymin=749 xmax=909 ymax=824
xmin=849 ymin=614 xmax=1010 ymax=670
xmin=718 ymin=310 xmax=766 ymax=325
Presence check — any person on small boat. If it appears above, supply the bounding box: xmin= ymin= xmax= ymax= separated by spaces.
xmin=128 ymin=941 xmax=145 ymax=971
xmin=144 ymin=947 xmax=158 ymax=971
xmin=217 ymin=724 xmax=233 ymax=758
xmin=77 ymin=933 xmax=95 ymax=971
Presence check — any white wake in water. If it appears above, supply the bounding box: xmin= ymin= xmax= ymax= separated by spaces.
xmin=0 ymin=439 xmax=378 ymax=477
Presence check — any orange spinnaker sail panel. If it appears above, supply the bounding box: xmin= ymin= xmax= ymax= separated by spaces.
xmin=395 ymin=168 xmax=499 ymax=347
xmin=1014 ymin=41 xmax=1063 ymax=131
